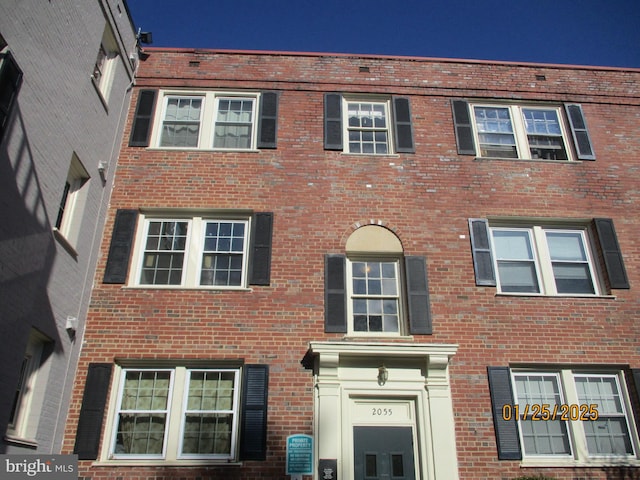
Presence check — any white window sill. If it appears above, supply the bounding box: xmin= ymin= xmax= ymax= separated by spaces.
xmin=520 ymin=457 xmax=640 ymax=468
xmin=4 ymin=434 xmax=38 ymax=449
xmin=340 ymin=152 xmax=401 ymax=158
xmin=145 ymin=147 xmax=261 ymax=153
xmin=344 ymin=335 xmax=415 ymax=341
xmin=495 ymin=292 xmax=616 ymax=299
xmin=53 ymin=228 xmax=78 ymax=259
xmin=91 ymin=76 xmax=109 ymax=112
xmin=473 ymin=156 xmax=577 ymax=163
xmin=93 ymin=459 xmax=242 ymax=467
xmin=124 ymin=285 xmax=253 ymax=292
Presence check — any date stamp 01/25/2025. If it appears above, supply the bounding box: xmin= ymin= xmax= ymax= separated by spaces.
xmin=502 ymin=403 xmax=599 ymax=422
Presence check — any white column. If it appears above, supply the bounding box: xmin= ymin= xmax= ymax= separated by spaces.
xmin=426 ymin=354 xmax=460 ymax=480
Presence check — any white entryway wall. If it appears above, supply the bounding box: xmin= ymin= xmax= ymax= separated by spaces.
xmin=306 ymin=342 xmax=459 ymax=480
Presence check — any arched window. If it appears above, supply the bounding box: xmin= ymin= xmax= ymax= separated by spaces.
xmin=325 ymin=225 xmax=432 ymax=336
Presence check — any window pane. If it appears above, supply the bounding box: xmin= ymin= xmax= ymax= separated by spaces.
xmin=583 ymin=418 xmax=633 ymax=455
xmin=354 ymin=315 xmax=368 ymax=331
xmin=552 ymin=263 xmax=594 ymax=294
xmin=346 ymin=101 xmax=389 ymax=154
xmin=161 ymin=98 xmax=202 ymax=147
xmin=122 ymin=371 xmax=170 ymax=410
xmin=213 ymin=98 xmax=254 ymax=149
xmin=200 ymin=221 xmax=246 ymax=286
xmin=115 ymin=414 xmax=166 ymax=455
xmin=520 ymin=417 xmax=570 ymax=455
xmin=187 ymin=371 xmax=235 ymax=411
xmin=182 ymin=370 xmax=237 ymax=456
xmin=474 ymin=106 xmax=517 ymax=158
xmin=351 ymin=299 xmax=399 ymax=333
xmin=141 ymin=252 xmax=184 ymax=285
xmin=493 ymin=230 xmax=534 ymax=260
xmin=182 ymin=413 xmax=233 ymax=455
xmin=116 ymin=370 xmax=171 ymax=456
xmin=523 ymin=109 xmax=568 ymax=160
xmin=575 ymin=376 xmax=623 ymax=415
xmin=350 ymin=260 xmax=400 ymax=333
xmin=497 ymin=261 xmax=539 ymax=293
xmin=514 ymin=374 xmax=571 ymax=455
xmin=546 ymin=231 xmax=594 ymax=294
xmin=546 ymin=232 xmax=587 ymax=261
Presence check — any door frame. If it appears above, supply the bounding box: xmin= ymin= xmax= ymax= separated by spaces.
xmin=305 ymin=342 xmax=459 ymax=480
xmin=350 ymin=398 xmax=420 ymax=479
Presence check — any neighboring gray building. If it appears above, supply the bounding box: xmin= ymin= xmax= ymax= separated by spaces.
xmin=0 ymin=0 xmax=138 ymax=454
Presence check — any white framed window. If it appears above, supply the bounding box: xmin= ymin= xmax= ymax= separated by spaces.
xmin=512 ymin=373 xmax=573 ymax=457
xmin=92 ymin=23 xmax=119 ymax=101
xmin=132 ymin=214 xmax=250 ymax=288
xmin=471 ymin=104 xmax=572 ymax=160
xmin=159 ymin=96 xmax=203 ymax=147
xmin=213 ymin=97 xmax=256 ymax=149
xmin=109 ymin=367 xmax=241 ymax=461
xmin=344 ymin=98 xmax=392 ymax=154
xmin=510 ymin=369 xmax=638 ymax=462
xmin=490 ymin=225 xmax=599 ymax=295
xmin=154 ymin=91 xmax=259 ymax=150
xmin=7 ymin=330 xmax=50 ymax=444
xmin=0 ymin=38 xmax=23 ymax=144
xmin=347 ymin=258 xmax=403 ymax=335
xmin=54 ymin=153 xmax=90 ymax=248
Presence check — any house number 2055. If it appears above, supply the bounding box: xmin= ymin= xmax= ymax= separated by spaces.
xmin=372 ymin=408 xmax=393 ymax=416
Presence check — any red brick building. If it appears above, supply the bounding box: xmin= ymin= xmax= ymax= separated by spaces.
xmin=64 ymin=48 xmax=640 ymax=479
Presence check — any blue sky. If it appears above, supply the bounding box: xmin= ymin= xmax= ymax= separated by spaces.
xmin=126 ymin=0 xmax=640 ymax=68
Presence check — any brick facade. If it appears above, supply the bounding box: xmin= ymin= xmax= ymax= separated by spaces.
xmin=64 ymin=48 xmax=640 ymax=479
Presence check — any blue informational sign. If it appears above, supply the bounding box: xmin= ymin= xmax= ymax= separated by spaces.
xmin=286 ymin=434 xmax=313 ymax=475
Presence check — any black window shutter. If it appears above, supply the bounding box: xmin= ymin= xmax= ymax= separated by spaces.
xmin=451 ymin=99 xmax=476 ymax=155
xmin=594 ymin=218 xmax=629 ymax=289
xmin=564 ymin=103 xmax=595 ymax=160
xmin=128 ymin=89 xmax=157 ymax=147
xmin=405 ymin=256 xmax=432 ymax=334
xmin=468 ymin=219 xmax=496 ymax=286
xmin=249 ymin=212 xmax=273 ymax=286
xmin=324 ymin=93 xmax=343 ymax=150
xmin=73 ymin=363 xmax=113 ymax=460
xmin=487 ymin=366 xmax=522 ymax=460
xmin=632 ymin=369 xmax=640 ymax=426
xmin=103 ymin=209 xmax=138 ymax=284
xmin=239 ymin=364 xmax=269 ymax=461
xmin=392 ymin=97 xmax=415 ymax=153
xmin=257 ymin=91 xmax=278 ymax=149
xmin=325 ymin=254 xmax=347 ymax=333
xmin=0 ymin=51 xmax=23 ymax=144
